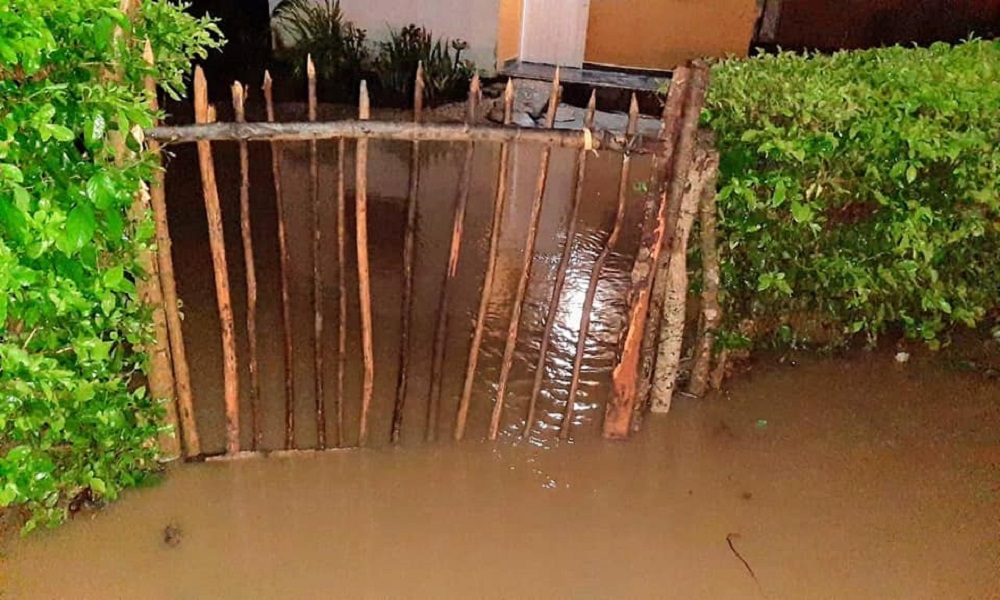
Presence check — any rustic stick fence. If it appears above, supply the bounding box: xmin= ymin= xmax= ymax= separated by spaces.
xmin=146 ymin=58 xmax=719 ymax=459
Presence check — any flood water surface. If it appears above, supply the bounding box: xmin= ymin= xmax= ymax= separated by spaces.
xmin=3 ymin=351 xmax=999 ymax=599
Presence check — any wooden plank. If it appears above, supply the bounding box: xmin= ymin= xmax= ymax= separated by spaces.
xmin=193 ymin=66 xmax=240 ymax=455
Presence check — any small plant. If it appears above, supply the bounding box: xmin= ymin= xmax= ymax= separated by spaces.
xmin=271 ymin=0 xmax=371 ymax=101
xmin=374 ymin=24 xmax=475 ymax=107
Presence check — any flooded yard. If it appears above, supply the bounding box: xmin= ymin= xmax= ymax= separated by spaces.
xmin=2 ymin=105 xmax=998 ymax=599
xmin=2 ymin=350 xmax=998 ymax=598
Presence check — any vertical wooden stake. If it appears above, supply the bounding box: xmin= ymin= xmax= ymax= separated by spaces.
xmin=427 ymin=74 xmax=480 ymax=442
xmin=144 ymin=41 xmax=200 ymax=458
xmin=490 ymin=69 xmax=561 ymax=441
xmin=604 ymin=64 xmax=708 ymax=440
xmin=336 ymin=135 xmax=347 ymax=448
xmin=563 ymin=94 xmax=640 ymax=439
xmin=356 ymin=81 xmax=375 ymax=446
xmin=688 ymin=152 xmax=723 ymax=399
xmin=454 ymin=79 xmax=514 ymax=441
xmin=392 ymin=62 xmax=425 ymax=445
xmin=525 ymin=91 xmax=596 ymax=437
xmin=306 ymin=56 xmax=326 ymax=449
xmin=194 ymin=66 xmax=240 ymax=455
xmin=264 ymin=71 xmax=297 ymax=450
xmin=650 ymin=136 xmax=719 ymax=412
xmin=232 ymin=81 xmax=261 ymax=451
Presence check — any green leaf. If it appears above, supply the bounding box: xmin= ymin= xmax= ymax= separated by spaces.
xmin=772 ymin=180 xmax=787 ymax=207
xmin=0 ymin=163 xmax=24 ymax=183
xmin=790 ymin=201 xmax=814 ymax=224
xmin=906 ymin=165 xmax=918 ymax=184
xmin=90 ymin=478 xmax=108 ymax=496
xmin=45 ymin=125 xmax=76 ymax=143
xmin=63 ymin=205 xmax=98 ymax=254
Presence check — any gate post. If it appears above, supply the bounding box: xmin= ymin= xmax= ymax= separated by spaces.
xmin=604 ymin=63 xmax=710 ymax=440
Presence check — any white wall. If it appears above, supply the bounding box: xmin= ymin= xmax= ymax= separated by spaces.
xmin=269 ymin=0 xmax=500 ymax=71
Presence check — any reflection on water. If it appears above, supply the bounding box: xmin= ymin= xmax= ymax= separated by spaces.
xmin=161 ymin=119 xmax=654 ymax=453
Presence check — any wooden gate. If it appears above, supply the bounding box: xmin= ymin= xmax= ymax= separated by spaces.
xmin=144 ymin=59 xmax=711 ymax=461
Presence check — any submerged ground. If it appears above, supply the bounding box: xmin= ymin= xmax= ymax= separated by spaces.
xmin=2 ymin=349 xmax=998 ymax=599
xmin=2 ymin=105 xmax=997 ymax=598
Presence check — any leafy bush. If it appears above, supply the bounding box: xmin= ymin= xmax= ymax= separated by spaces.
xmin=0 ymin=1 xmax=222 ymax=531
xmin=272 ymin=0 xmax=370 ymax=102
xmin=373 ymin=24 xmax=474 ymax=107
xmin=703 ymin=40 xmax=1000 ymax=349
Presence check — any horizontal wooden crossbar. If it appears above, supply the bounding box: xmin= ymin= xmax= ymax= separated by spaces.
xmin=145 ymin=121 xmax=663 ymax=155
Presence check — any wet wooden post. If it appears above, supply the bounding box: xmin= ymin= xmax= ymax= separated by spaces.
xmin=232 ymin=81 xmax=262 ymax=451
xmin=454 ymin=79 xmax=514 ymax=441
xmin=263 ymin=71 xmax=297 ymax=450
xmin=356 ymin=81 xmax=375 ymax=446
xmin=193 ymin=66 xmax=240 ymax=455
xmin=490 ymin=69 xmax=561 ymax=441
xmin=562 ymin=95 xmax=641 ymax=440
xmin=143 ymin=41 xmax=200 ymax=458
xmin=306 ymin=56 xmax=327 ymax=449
xmin=688 ymin=152 xmax=723 ymax=399
xmin=604 ymin=64 xmax=709 ymax=440
xmin=651 ymin=135 xmax=719 ymax=412
xmin=525 ymin=91 xmax=597 ymax=437
xmin=427 ymin=74 xmax=480 ymax=442
xmin=392 ymin=63 xmax=425 ymax=445
xmin=335 ymin=133 xmax=347 ymax=447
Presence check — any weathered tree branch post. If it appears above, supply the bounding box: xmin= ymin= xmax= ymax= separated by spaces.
xmin=527 ymin=91 xmax=597 ymax=437
xmin=232 ymin=81 xmax=262 ymax=451
xmin=193 ymin=66 xmax=240 ymax=456
xmin=356 ymin=81 xmax=376 ymax=446
xmin=650 ymin=134 xmax=720 ymax=412
xmin=688 ymin=163 xmax=723 ymax=398
xmin=490 ymin=69 xmax=562 ymax=441
xmin=455 ymin=79 xmax=514 ymax=442
xmin=263 ymin=71 xmax=298 ymax=450
xmin=427 ymin=74 xmax=481 ymax=442
xmin=392 ymin=63 xmax=425 ymax=445
xmin=604 ymin=63 xmax=710 ymax=440
xmin=563 ymin=94 xmax=640 ymax=440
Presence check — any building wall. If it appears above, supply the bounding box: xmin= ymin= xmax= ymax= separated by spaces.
xmin=496 ymin=0 xmax=524 ymax=65
xmin=268 ymin=0 xmax=501 ymax=70
xmin=767 ymin=0 xmax=1000 ymax=51
xmin=584 ymin=0 xmax=757 ymax=70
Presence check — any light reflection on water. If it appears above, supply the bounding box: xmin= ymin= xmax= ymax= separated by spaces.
xmin=164 ymin=128 xmax=652 ymax=453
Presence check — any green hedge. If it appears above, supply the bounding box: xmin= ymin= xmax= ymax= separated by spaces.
xmin=704 ymin=40 xmax=1000 ymax=349
xmin=0 ymin=1 xmax=221 ymax=531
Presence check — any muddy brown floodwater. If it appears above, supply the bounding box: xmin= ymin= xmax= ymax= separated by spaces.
xmin=3 ymin=351 xmax=999 ymax=599
xmin=2 ymin=105 xmax=999 ymax=598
